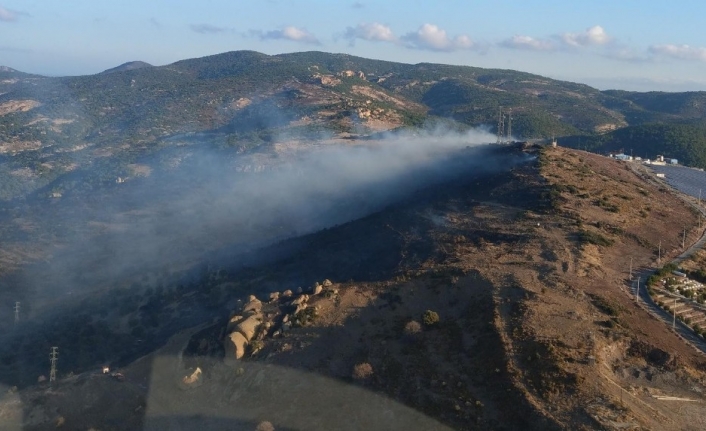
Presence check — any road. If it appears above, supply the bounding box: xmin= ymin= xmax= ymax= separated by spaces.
xmin=627 ymin=162 xmax=706 ymax=354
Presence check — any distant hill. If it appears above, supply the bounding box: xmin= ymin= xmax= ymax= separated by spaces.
xmin=1 ymin=49 xmax=706 ymax=201
xmin=560 ymin=123 xmax=706 ymax=168
xmin=100 ymin=61 xmax=153 ymax=74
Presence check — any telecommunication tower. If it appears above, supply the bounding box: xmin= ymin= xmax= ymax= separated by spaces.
xmin=49 ymin=347 xmax=58 ymax=383
xmin=496 ymin=108 xmax=505 ymax=144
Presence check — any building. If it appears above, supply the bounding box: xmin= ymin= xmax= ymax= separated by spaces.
xmin=669 ymin=158 xmax=678 ymax=165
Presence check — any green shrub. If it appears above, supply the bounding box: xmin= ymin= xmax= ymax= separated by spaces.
xmin=422 ymin=310 xmax=440 ymax=327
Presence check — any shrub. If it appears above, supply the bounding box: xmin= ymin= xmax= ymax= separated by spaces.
xmin=256 ymin=422 xmax=275 ymax=431
xmin=577 ymin=230 xmax=614 ymax=247
xmin=404 ymin=320 xmax=422 ymax=335
xmin=422 ymin=310 xmax=440 ymax=327
xmin=352 ymin=362 xmax=374 ymax=380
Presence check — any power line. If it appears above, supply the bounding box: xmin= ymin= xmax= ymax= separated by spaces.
xmin=49 ymin=347 xmax=58 ymax=383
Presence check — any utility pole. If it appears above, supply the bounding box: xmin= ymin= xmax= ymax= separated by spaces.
xmin=629 ymin=258 xmax=633 ymax=280
xmin=635 ymin=277 xmax=640 ymax=302
xmin=658 ymin=241 xmax=661 ymax=264
xmin=673 ymin=298 xmax=677 ymax=329
xmin=13 ymin=302 xmax=20 ymax=327
xmin=683 ymin=227 xmax=686 ymax=250
xmin=496 ymin=107 xmax=505 ymax=145
xmin=49 ymin=347 xmax=58 ymax=383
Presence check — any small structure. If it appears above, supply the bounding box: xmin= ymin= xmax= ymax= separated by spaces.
xmin=613 ymin=153 xmax=632 ymax=161
xmin=669 ymin=158 xmax=678 ymax=165
xmin=673 ymin=270 xmax=687 ymax=278
xmin=656 ymin=173 xmax=666 ymax=178
xmin=102 ymin=366 xmax=110 ymax=374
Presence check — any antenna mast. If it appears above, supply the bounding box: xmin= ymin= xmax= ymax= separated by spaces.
xmin=49 ymin=347 xmax=58 ymax=383
xmin=496 ymin=107 xmax=505 ymax=144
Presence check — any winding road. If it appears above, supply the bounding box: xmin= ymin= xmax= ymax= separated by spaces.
xmin=627 ymin=162 xmax=706 ymax=354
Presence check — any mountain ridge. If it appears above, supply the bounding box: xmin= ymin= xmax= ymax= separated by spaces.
xmin=1 ymin=49 xmax=706 ymax=204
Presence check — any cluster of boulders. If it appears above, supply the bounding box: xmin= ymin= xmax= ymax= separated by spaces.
xmin=223 ymin=280 xmax=335 ymax=364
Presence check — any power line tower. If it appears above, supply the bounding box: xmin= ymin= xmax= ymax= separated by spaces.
xmin=13 ymin=302 xmax=19 ymax=327
xmin=496 ymin=107 xmax=505 ymax=144
xmin=49 ymin=347 xmax=58 ymax=383
xmin=506 ymin=109 xmax=512 ymax=142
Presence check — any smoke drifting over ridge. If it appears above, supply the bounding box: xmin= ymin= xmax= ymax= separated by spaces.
xmin=19 ymin=127 xmax=524 ymax=309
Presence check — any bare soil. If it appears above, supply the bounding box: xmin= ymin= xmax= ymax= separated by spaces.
xmin=5 ymin=146 xmax=706 ymax=430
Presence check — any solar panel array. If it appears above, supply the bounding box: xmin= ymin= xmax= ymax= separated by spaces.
xmin=650 ymin=165 xmax=706 ymax=198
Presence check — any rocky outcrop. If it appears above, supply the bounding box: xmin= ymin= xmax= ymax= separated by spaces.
xmin=226 ymin=332 xmax=248 ymax=361
xmin=223 ymin=280 xmax=336 ymax=365
xmin=236 ymin=314 xmax=262 ymax=341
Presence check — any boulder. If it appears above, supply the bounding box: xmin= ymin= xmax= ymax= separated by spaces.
xmin=296 ymin=287 xmax=303 ymax=294
xmin=226 ymin=315 xmax=244 ymax=332
xmin=268 ymin=292 xmax=280 ymax=302
xmin=225 ymin=332 xmax=249 ymax=361
xmin=312 ymin=285 xmax=323 ymax=295
xmin=236 ymin=314 xmax=262 ymax=341
xmin=243 ymin=298 xmax=262 ymax=315
xmin=282 ymin=289 xmax=293 ymax=297
xmin=322 ymin=279 xmax=333 ymax=287
xmin=294 ymin=304 xmax=307 ymax=316
xmin=180 ymin=367 xmax=203 ymax=390
xmin=291 ymin=294 xmax=309 ymax=306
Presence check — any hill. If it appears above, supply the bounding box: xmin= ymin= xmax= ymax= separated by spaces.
xmin=100 ymin=61 xmax=153 ymax=74
xmin=560 ymin=123 xmax=706 ymax=168
xmin=3 ymin=50 xmax=706 ymax=202
xmin=2 ymin=145 xmax=706 ymax=430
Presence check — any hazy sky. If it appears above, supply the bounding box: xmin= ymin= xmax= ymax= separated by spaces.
xmin=1 ymin=0 xmax=706 ymax=91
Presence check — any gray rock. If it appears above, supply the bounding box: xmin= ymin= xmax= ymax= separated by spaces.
xmin=282 ymin=289 xmax=293 ymax=297
xmin=296 ymin=286 xmax=303 ymax=294
xmin=268 ymin=292 xmax=280 ymax=302
xmin=313 ymin=285 xmax=323 ymax=295
xmin=322 ymin=279 xmax=333 ymax=287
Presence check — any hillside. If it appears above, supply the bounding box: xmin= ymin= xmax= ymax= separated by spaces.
xmin=561 ymin=123 xmax=706 ymax=168
xmin=2 ymin=50 xmax=706 ymax=203
xmin=3 ymin=145 xmax=706 ymax=430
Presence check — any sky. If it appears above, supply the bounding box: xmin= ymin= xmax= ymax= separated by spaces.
xmin=1 ymin=0 xmax=706 ymax=91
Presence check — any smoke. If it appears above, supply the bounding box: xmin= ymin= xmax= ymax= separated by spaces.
xmin=17 ymin=126 xmax=524 ymax=312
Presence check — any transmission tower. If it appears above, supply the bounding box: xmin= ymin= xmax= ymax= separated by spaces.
xmin=49 ymin=347 xmax=58 ymax=383
xmin=496 ymin=107 xmax=505 ymax=144
xmin=13 ymin=302 xmax=19 ymax=327
xmin=506 ymin=109 xmax=512 ymax=142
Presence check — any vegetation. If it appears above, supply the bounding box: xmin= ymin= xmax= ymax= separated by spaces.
xmin=3 ymin=50 xmax=706 ymax=203
xmin=561 ymin=123 xmax=706 ymax=169
xmin=422 ymin=310 xmax=440 ymax=327
xmin=577 ymin=230 xmax=614 ymax=247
